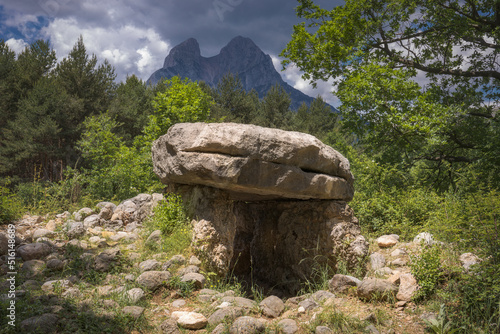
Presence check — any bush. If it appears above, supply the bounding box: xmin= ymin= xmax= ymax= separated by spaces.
xmin=146 ymin=194 xmax=188 ymax=236
xmin=0 ymin=186 xmax=23 ymax=223
xmin=410 ymin=244 xmax=442 ymax=301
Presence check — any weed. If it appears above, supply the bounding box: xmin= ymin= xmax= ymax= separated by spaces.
xmin=410 ymin=244 xmax=441 ymax=302
xmin=424 ymin=304 xmax=461 ymax=334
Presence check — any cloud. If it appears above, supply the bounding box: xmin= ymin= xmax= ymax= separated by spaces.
xmin=41 ymin=17 xmax=169 ymax=81
xmin=5 ymin=38 xmax=28 ymax=53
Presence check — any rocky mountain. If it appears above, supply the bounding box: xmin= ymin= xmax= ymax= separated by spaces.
xmin=147 ymin=36 xmax=331 ymax=111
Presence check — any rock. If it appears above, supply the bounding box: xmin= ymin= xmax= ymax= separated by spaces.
xmin=315 ymin=326 xmax=333 ymax=334
xmin=32 ymin=229 xmax=55 ymax=239
xmin=17 ymin=243 xmax=52 ymax=261
xmin=220 ymin=296 xmax=257 ymax=310
xmin=357 ymin=278 xmax=398 ymax=301
xmin=122 ymin=306 xmax=144 ymax=319
xmin=41 ymin=280 xmax=72 ymax=293
xmin=83 ymin=214 xmax=101 ymax=229
xmin=369 ymin=252 xmax=386 ymax=270
xmin=94 ymin=248 xmax=120 ymax=272
xmin=45 ymin=220 xmax=57 ymax=231
xmin=46 ymin=259 xmax=64 ymax=271
xmin=146 ymin=230 xmax=162 ymax=244
xmin=74 ymin=208 xmax=93 ymax=221
xmin=459 ymin=253 xmax=480 ymax=271
xmin=277 ymin=319 xmax=299 ymax=334
xmin=172 ymin=299 xmax=186 ymax=308
xmin=172 ymin=311 xmax=208 ymax=330
xmin=328 ymin=274 xmax=361 ymax=293
xmin=160 ymin=318 xmax=181 ymax=334
xmin=366 ymin=324 xmax=380 ymax=334
xmin=136 ymin=271 xmax=171 ymax=290
xmin=186 ymin=186 xmax=367 ymax=295
xmin=413 ymin=232 xmax=435 ymax=245
xmin=103 ymin=299 xmax=119 ymax=308
xmin=229 ymin=316 xmax=266 ymax=334
xmin=152 ymin=122 xmax=354 ymax=201
xmin=98 ymin=203 xmax=116 ymax=220
xmin=139 ymin=259 xmax=161 ymax=272
xmin=66 ymin=222 xmax=85 ymax=239
xmin=312 ymin=290 xmax=335 ymax=303
xmin=391 ymin=248 xmax=407 ymax=257
xmin=387 ymin=272 xmax=402 ymax=285
xmin=126 ymin=287 xmax=146 ymax=303
xmin=177 ymin=265 xmax=200 ymax=275
xmin=0 ymin=233 xmax=8 ymax=255
xmin=20 ymin=313 xmax=58 ymax=333
xmin=21 ymin=280 xmax=41 ymax=290
xmin=21 ymin=260 xmax=46 ymax=277
xmin=208 ymin=306 xmax=244 ymax=326
xmin=180 ymin=272 xmax=206 ymax=289
xmin=397 ymin=273 xmax=419 ymax=301
xmin=377 ymin=235 xmax=398 ymax=248
xmin=298 ymin=298 xmax=318 ymax=311
xmin=375 ymin=267 xmax=393 ymax=276
xmin=391 ymin=258 xmax=408 ymax=267
xmin=189 ymin=255 xmax=201 ymax=265
xmin=259 ymin=295 xmax=284 ymax=318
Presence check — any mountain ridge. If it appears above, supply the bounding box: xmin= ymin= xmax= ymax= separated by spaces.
xmin=147 ymin=36 xmax=333 ymax=111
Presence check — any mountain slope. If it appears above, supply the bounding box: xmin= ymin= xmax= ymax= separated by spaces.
xmin=147 ymin=36 xmax=331 ymax=111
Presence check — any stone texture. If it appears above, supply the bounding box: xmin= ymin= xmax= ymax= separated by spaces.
xmin=180 ymin=272 xmax=206 ymax=289
xmin=139 ymin=259 xmax=161 ymax=272
xmin=66 ymin=222 xmax=85 ymax=239
xmin=136 ymin=271 xmax=171 ymax=290
xmin=41 ymin=280 xmax=72 ymax=293
xmin=357 ymin=278 xmax=398 ymax=301
xmin=94 ymin=248 xmax=120 ymax=272
xmin=20 ymin=313 xmax=58 ymax=333
xmin=21 ymin=260 xmax=46 ymax=278
xmin=315 ymin=326 xmax=333 ymax=334
xmin=126 ymin=288 xmax=146 ymax=303
xmin=184 ymin=185 xmax=367 ymax=295
xmin=146 ymin=230 xmax=162 ymax=244
xmin=229 ymin=316 xmax=266 ymax=334
xmin=413 ymin=232 xmax=435 ymax=245
xmin=18 ymin=243 xmax=52 ymax=261
xmin=160 ymin=319 xmax=181 ymax=334
xmin=259 ymin=295 xmax=284 ymax=318
xmin=32 ymin=229 xmax=55 ymax=239
xmin=329 ymin=274 xmax=361 ymax=293
xmin=172 ymin=311 xmax=208 ymax=330
xmin=278 ymin=319 xmax=299 ymax=334
xmin=208 ymin=307 xmax=244 ymax=326
xmin=122 ymin=306 xmax=145 ymax=319
xmin=152 ymin=122 xmax=353 ymax=201
xmin=397 ymin=273 xmax=419 ymax=301
xmin=376 ymin=235 xmax=398 ymax=248
xmin=369 ymin=252 xmax=386 ymax=270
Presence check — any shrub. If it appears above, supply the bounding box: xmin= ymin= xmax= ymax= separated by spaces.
xmin=409 ymin=244 xmax=442 ymax=301
xmin=0 ymin=186 xmax=23 ymax=223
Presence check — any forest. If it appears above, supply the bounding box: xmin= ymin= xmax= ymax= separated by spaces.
xmin=1 ymin=0 xmax=499 ymax=332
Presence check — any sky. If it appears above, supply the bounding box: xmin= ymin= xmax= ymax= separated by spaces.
xmin=0 ymin=0 xmax=344 ymax=106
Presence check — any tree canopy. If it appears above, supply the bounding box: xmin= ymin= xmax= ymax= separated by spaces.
xmin=282 ymin=0 xmax=500 ymax=189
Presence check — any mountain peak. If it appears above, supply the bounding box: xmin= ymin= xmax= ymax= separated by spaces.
xmin=163 ymin=38 xmax=201 ymax=68
xmin=149 ymin=37 xmax=331 ymax=110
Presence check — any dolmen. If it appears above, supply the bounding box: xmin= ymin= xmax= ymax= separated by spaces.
xmin=152 ymin=123 xmax=368 ymax=294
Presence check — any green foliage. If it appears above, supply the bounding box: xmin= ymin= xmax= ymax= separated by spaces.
xmin=77 ymin=112 xmax=159 ymax=201
xmin=0 ymin=185 xmax=23 ymax=223
xmin=424 ymin=304 xmax=461 ymax=334
xmin=143 ymin=76 xmax=212 ymax=143
xmin=410 ymin=245 xmax=442 ymax=301
xmin=307 ymin=308 xmax=366 ymax=333
xmin=146 ymin=194 xmax=188 ymax=236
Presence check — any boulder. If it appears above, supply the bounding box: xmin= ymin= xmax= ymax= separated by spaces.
xmin=136 ymin=271 xmax=171 ymax=290
xmin=229 ymin=316 xmax=266 ymax=334
xmin=152 ymin=122 xmax=354 ymax=201
xmin=376 ymin=235 xmax=398 ymax=248
xmin=396 ymin=273 xmax=419 ymax=301
xmin=66 ymin=222 xmax=85 ymax=239
xmin=459 ymin=253 xmax=480 ymax=272
xmin=369 ymin=252 xmax=386 ymax=270
xmin=122 ymin=306 xmax=144 ymax=319
xmin=357 ymin=278 xmax=398 ymax=301
xmin=278 ymin=319 xmax=299 ymax=334
xmin=259 ymin=295 xmax=284 ymax=318
xmin=328 ymin=274 xmax=361 ymax=293
xmin=208 ymin=307 xmax=244 ymax=326
xmin=172 ymin=311 xmax=208 ymax=330
xmin=20 ymin=313 xmax=58 ymax=333
xmin=17 ymin=243 xmax=52 ymax=261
